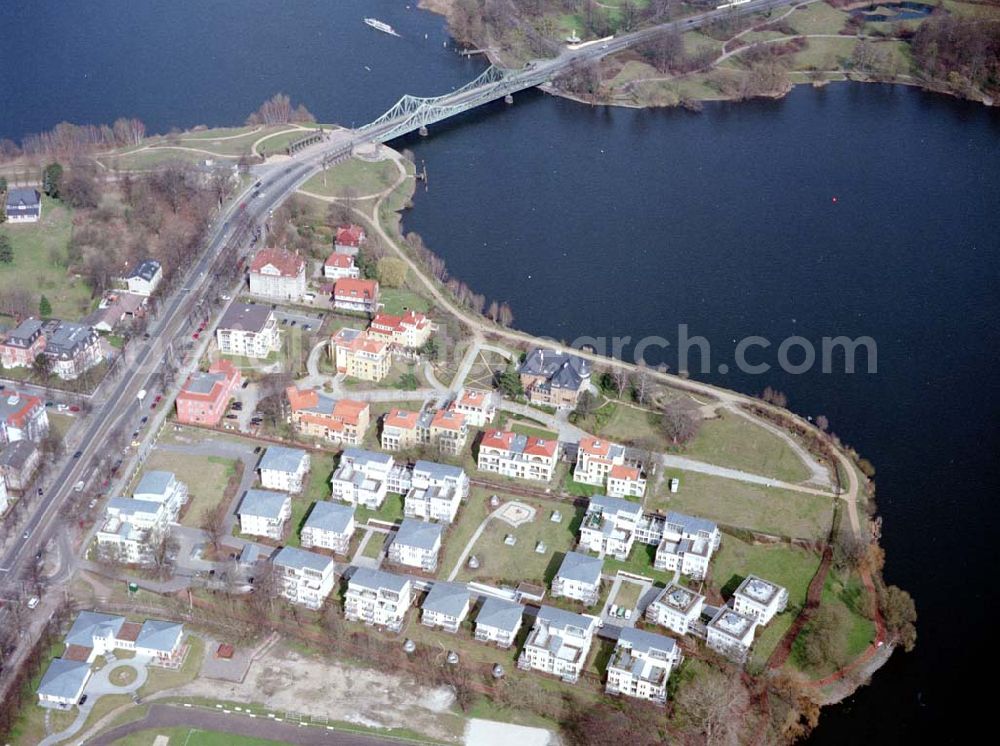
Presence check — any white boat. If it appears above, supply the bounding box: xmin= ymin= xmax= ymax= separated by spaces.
xmin=364 ymin=17 xmax=400 ymax=37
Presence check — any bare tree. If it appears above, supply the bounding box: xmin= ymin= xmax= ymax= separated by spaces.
xmin=660 ymin=399 xmax=701 ymax=446
xmin=200 ymin=501 xmax=227 ymax=553
xmin=611 ymin=367 xmax=632 ymax=399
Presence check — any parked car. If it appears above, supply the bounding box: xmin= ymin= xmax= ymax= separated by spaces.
xmin=27 ymin=597 xmax=40 ymax=610
xmin=69 ymin=405 xmax=80 ymax=412
xmin=78 ymin=694 xmax=87 ymax=706
xmin=140 ymin=416 xmax=149 ymax=424
xmin=192 ymin=332 xmax=200 ymax=340
xmin=253 ymin=446 xmax=262 ymax=454
xmin=73 ymin=450 xmax=83 ymax=459
xmin=225 ymin=414 xmax=238 ymax=420
xmin=241 ymin=380 xmax=250 ymax=389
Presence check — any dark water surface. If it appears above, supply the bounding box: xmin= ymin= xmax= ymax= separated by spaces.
xmin=4 ymin=0 xmax=1000 ymax=740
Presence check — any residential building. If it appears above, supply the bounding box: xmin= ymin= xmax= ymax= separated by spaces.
xmin=517 ymin=606 xmax=598 ymax=683
xmin=37 ymin=659 xmax=91 ymax=707
xmin=323 ymin=252 xmax=360 ymax=280
xmin=0 ymin=318 xmax=46 ymax=368
xmin=573 ymin=436 xmax=646 ymax=497
xmin=654 ymin=511 xmax=721 ymax=580
xmin=0 ymin=439 xmax=40 ymax=493
xmin=0 ymin=391 xmax=49 ymax=445
xmin=41 ymin=319 xmax=102 ymax=379
xmin=706 ymin=607 xmax=758 ymax=663
xmin=238 ymin=489 xmax=291 ymax=540
xmin=518 ymin=347 xmax=591 ymax=409
xmin=551 ymin=551 xmax=603 ymax=606
xmin=477 ymin=429 xmax=559 ymax=482
xmin=404 ymin=461 xmax=469 ymax=523
xmin=381 ymin=408 xmax=423 ymax=451
xmin=331 ymin=327 xmax=392 ymax=382
xmin=5 ymin=187 xmax=41 ymax=223
xmin=216 ymin=303 xmax=280 ymax=359
xmin=367 ymin=310 xmax=432 ymax=349
xmin=286 ymin=386 xmax=370 ymax=446
xmin=330 ymin=448 xmax=404 ymax=509
xmin=421 ymin=582 xmax=471 ymax=633
xmin=605 ymin=627 xmax=681 ymax=704
xmin=646 ymin=583 xmax=706 ymax=636
xmin=448 ymin=388 xmax=497 ymax=427
xmin=300 ymin=501 xmax=355 ymax=554
xmin=95 ymin=498 xmax=169 ymax=563
xmin=258 ymin=446 xmax=311 ymax=493
xmin=344 ymin=568 xmax=412 ymax=631
xmin=474 ymin=597 xmax=524 ymax=648
xmin=134 ymin=619 xmax=185 ymax=662
xmin=124 ymin=259 xmax=162 ymax=296
xmin=607 ymin=463 xmax=647 ymax=499
xmin=429 ymin=408 xmax=468 ymax=456
xmin=273 ymin=545 xmax=336 ymax=609
xmin=388 ymin=518 xmax=443 ymax=572
xmin=578 ymin=493 xmax=644 ymax=560
xmin=87 ymin=291 xmax=147 ymax=332
xmin=133 ymin=470 xmax=189 ymax=522
xmin=733 ymin=575 xmax=788 ymax=625
xmin=249 ymin=247 xmax=307 ymax=301
xmin=64 ymin=611 xmax=131 ymax=660
xmin=334 ymin=224 xmax=366 ymax=255
xmin=175 ymin=359 xmax=242 ymax=426
xmin=333 ymin=277 xmax=379 ymax=314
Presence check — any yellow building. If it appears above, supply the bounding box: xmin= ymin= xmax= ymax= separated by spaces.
xmin=332 ymin=328 xmax=392 ymax=382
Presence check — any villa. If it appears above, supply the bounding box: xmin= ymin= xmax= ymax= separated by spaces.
xmin=331 ymin=327 xmax=392 ymax=382
xmin=248 ymin=247 xmax=306 ymax=301
xmin=518 ymin=347 xmax=591 ymax=409
xmin=477 ymin=429 xmax=559 ymax=482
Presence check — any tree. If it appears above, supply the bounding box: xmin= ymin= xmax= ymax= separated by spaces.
xmin=498 ymin=367 xmax=524 ymax=398
xmin=611 ymin=366 xmax=631 ymax=398
xmin=0 ymin=176 xmax=7 ymax=192
xmin=200 ymin=501 xmax=227 ymax=553
xmin=0 ymin=234 xmax=13 ymax=264
xmin=497 ymin=302 xmax=514 ymax=327
xmin=376 ymin=257 xmax=408 ymax=288
xmin=42 ymin=162 xmax=63 ymax=198
xmin=31 ymin=352 xmax=52 ymax=381
xmin=38 ymin=295 xmax=52 ymax=317
xmin=62 ymin=168 xmax=100 ymax=209
xmin=794 ymin=606 xmax=838 ymax=670
xmin=632 ymin=365 xmax=652 ymax=405
xmin=573 ymin=390 xmax=596 ymax=421
xmin=815 ymin=414 xmax=829 ymax=432
xmin=675 ymin=667 xmax=748 ymax=745
xmin=761 ymin=386 xmax=788 ymax=408
xmin=660 ymin=399 xmax=701 ymax=446
xmin=879 ymin=584 xmax=917 ymax=652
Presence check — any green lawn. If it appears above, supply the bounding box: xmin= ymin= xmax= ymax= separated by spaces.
xmin=110 ymin=728 xmax=289 ymax=746
xmin=590 ymin=401 xmax=663 ymax=446
xmin=786 ymin=2 xmax=850 ymax=35
xmin=254 ymin=128 xmax=320 ymax=157
xmin=139 ymin=452 xmax=237 ymax=528
xmin=379 ymin=287 xmax=431 ymax=316
xmin=100 ymin=148 xmax=221 ymax=171
xmin=603 ymin=542 xmax=674 ymax=585
xmin=361 ymin=532 xmax=386 ymax=559
xmin=610 ymin=577 xmax=644 ymax=610
xmin=356 ymin=492 xmax=405 ymax=525
xmin=510 ymin=423 xmax=558 ymax=441
xmin=439 ymin=487 xmax=492 ymax=578
xmin=299 ymin=157 xmax=401 ymax=199
xmin=0 ymin=196 xmax=95 ymax=320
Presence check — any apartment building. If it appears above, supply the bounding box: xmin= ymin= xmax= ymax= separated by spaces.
xmin=517 ymin=606 xmax=598 ymax=683
xmin=477 ymin=429 xmax=559 ymax=482
xmin=474 ymin=597 xmax=524 ymax=649
xmin=273 ymin=546 xmax=336 ymax=609
xmin=654 ymin=511 xmax=721 ymax=580
xmin=331 ymin=327 xmax=392 ymax=382
xmin=388 ymin=518 xmax=443 ymax=573
xmin=258 ymin=446 xmax=311 ymax=493
xmin=551 ymin=551 xmax=603 ymax=606
xmin=248 ymin=247 xmax=306 ymax=301
xmin=285 ymin=386 xmax=370 ymax=446
xmin=404 ymin=460 xmax=469 ymax=523
xmin=238 ymin=489 xmax=291 ymax=540
xmin=646 ymin=583 xmax=706 ymax=636
xmin=344 ymin=568 xmax=413 ymax=631
xmin=577 ymin=493 xmax=644 ymax=560
xmin=216 ymin=303 xmax=280 ymax=359
xmin=733 ymin=575 xmax=788 ymax=625
xmin=605 ymin=627 xmax=681 ymax=704
xmin=421 ymin=582 xmax=471 ymax=633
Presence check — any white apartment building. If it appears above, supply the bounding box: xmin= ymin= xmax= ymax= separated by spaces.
xmin=344 ymin=568 xmax=413 ymax=632
xmin=238 ymin=489 xmax=291 ymax=540
xmin=577 ymin=493 xmax=644 ymax=560
xmin=388 ymin=518 xmax=443 ymax=573
xmin=330 ymin=448 xmax=408 ymax=509
xmin=733 ymin=575 xmax=789 ymax=625
xmin=273 ymin=546 xmax=336 ymax=609
xmin=259 ymin=446 xmax=311 ymax=493
xmin=706 ymin=607 xmax=758 ymax=663
xmin=654 ymin=511 xmax=721 ymax=580
xmin=477 ymin=430 xmax=559 ymax=482
xmin=420 ymin=582 xmax=471 ymax=633
xmin=300 ymin=501 xmax=356 ymax=554
xmin=606 ymin=464 xmax=647 ymax=499
xmin=95 ymin=498 xmax=169 ymax=564
xmin=474 ymin=597 xmax=524 ymax=649
xmin=248 ymin=248 xmax=307 ymax=301
xmin=606 ymin=627 xmax=681 ymax=704
xmin=573 ymin=436 xmax=647 ymax=497
xmin=448 ymin=388 xmax=498 ymax=427
xmin=551 ymin=551 xmax=603 ymax=606
xmin=133 ymin=470 xmax=189 ymax=523
xmin=216 ymin=303 xmax=280 ymax=359
xmin=646 ymin=582 xmax=706 ymax=636
xmin=404 ymin=461 xmax=469 ymax=524
xmin=517 ymin=606 xmax=598 ymax=683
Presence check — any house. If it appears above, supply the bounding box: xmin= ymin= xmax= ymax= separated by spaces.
xmin=518 ymin=347 xmax=591 ymax=409
xmin=379 ymin=407 xmax=466 ymax=456
xmin=0 ymin=318 xmax=46 ymax=368
xmin=367 ymin=310 xmax=432 ymax=350
xmin=301 ymin=501 xmax=355 ymax=554
xmin=175 ymin=359 xmax=242 ymax=426
xmin=216 ymin=303 xmax=280 ymax=359
xmin=87 ymin=291 xmax=147 ymax=332
xmin=95 ymin=498 xmax=169 ymax=563
xmin=344 ymin=567 xmax=412 ymax=631
xmin=0 ymin=391 xmax=49 ymax=445
xmin=607 ymin=464 xmax=647 ymax=499
xmin=37 ymin=659 xmax=91 ymax=707
xmin=40 ymin=319 xmax=102 ymax=379
xmin=125 ymin=259 xmax=162 ymax=296
xmin=64 ymin=611 xmax=130 ymax=659
xmin=273 ymin=545 xmax=336 ymax=609
xmin=133 ymin=470 xmax=189 ymax=522
xmin=551 ymin=551 xmax=603 ymax=606
xmin=330 ymin=448 xmax=407 ymax=509
xmin=388 ymin=518 xmax=444 ymax=572
xmin=285 ymin=386 xmax=369 ymax=446
xmin=646 ymin=583 xmax=706 ymax=636
xmin=258 ymin=446 xmax=310 ymax=493
xmin=381 ymin=408 xmax=424 ymax=451
xmin=0 ymin=439 xmax=40 ymax=493
xmin=477 ymin=429 xmax=559 ymax=482
xmin=578 ymin=493 xmax=644 ymax=561
xmin=404 ymin=461 xmax=469 ymax=523
xmin=474 ymin=597 xmax=524 ymax=648
xmin=238 ymin=489 xmax=291 ymax=540
xmin=448 ymin=388 xmax=497 ymax=427
xmin=5 ymin=187 xmax=41 ymax=223
xmin=654 ymin=511 xmax=721 ymax=580
xmin=333 ymin=278 xmax=379 ymax=314
xmin=517 ymin=606 xmax=598 ymax=683
xmin=331 ymin=327 xmax=392 ymax=382
xmin=706 ymin=607 xmax=757 ymax=663
xmin=573 ymin=436 xmax=647 ymax=497
xmin=334 ymin=224 xmax=366 ymax=255
xmin=421 ymin=582 xmax=471 ymax=633
xmin=733 ymin=575 xmax=788 ymax=625
xmin=605 ymin=627 xmax=681 ymax=704
xmin=429 ymin=409 xmax=468 ymax=456
xmin=135 ymin=619 xmax=185 ymax=662
xmin=249 ymin=247 xmax=307 ymax=301
xmin=323 ymin=252 xmax=360 ymax=280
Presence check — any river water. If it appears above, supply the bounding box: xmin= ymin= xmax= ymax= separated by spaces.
xmin=3 ymin=0 xmax=999 ymax=740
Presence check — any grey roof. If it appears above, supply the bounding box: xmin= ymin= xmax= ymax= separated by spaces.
xmin=127 ymin=259 xmax=161 ymax=282
xmin=555 ymin=551 xmax=603 ymax=586
xmin=107 ymin=497 xmax=163 ymax=517
xmin=259 ymin=446 xmax=309 ymax=474
xmin=5 ymin=187 xmax=41 ymax=216
xmin=184 ymin=369 xmax=226 ymax=394
xmin=341 ymin=448 xmax=393 ymax=468
xmin=136 ymin=619 xmax=183 ymax=653
xmin=239 ymin=489 xmax=289 ymax=519
xmin=3 ymin=317 xmax=44 ymax=345
xmin=735 ymin=575 xmax=783 ymax=604
xmin=37 ymin=658 xmax=91 ymax=700
xmin=475 ymin=597 xmax=524 ymax=633
xmin=350 ymin=567 xmax=410 ymax=594
xmin=239 ymin=543 xmax=261 ymax=565
xmin=618 ymin=626 xmax=677 ymax=657
xmin=394 ymin=518 xmax=443 ymax=552
xmin=134 ymin=470 xmax=174 ymax=498
xmin=65 ymin=611 xmax=125 ymax=647
xmin=422 ymin=582 xmax=470 ymax=618
xmin=588 ymin=494 xmax=642 ymax=520
xmin=218 ymin=303 xmax=273 ymax=333
xmin=273 ymin=545 xmax=334 ymax=574
xmin=42 ymin=319 xmax=98 ymax=358
xmin=413 ymin=460 xmax=465 ymax=482
xmin=536 ymin=605 xmax=595 ymax=634
xmin=666 ymin=511 xmax=717 ymax=536
xmin=303 ymin=500 xmax=354 ymax=535
xmin=518 ymin=347 xmax=591 ymax=391
xmin=0 ymin=439 xmax=38 ymax=469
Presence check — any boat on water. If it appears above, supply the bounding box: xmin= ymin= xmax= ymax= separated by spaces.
xmin=364 ymin=18 xmax=400 ymax=37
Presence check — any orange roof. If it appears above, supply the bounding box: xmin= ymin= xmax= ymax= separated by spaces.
xmin=285 ymin=386 xmax=318 ymax=411
xmin=610 ymin=464 xmax=641 ymax=481
xmin=325 ymin=253 xmax=355 ymax=268
xmin=333 ymin=399 xmax=368 ymax=424
xmin=250 ymin=247 xmax=305 ymax=277
xmin=333 ymin=328 xmax=388 ymax=356
xmin=480 ymin=429 xmax=515 ymax=450
xmin=432 ymin=409 xmax=465 ymax=431
xmin=334 ymin=278 xmax=378 ymax=301
xmin=385 ymin=408 xmax=420 ymax=429
xmin=523 ymin=436 xmax=558 ymax=458
xmin=578 ymin=436 xmax=611 ymax=458
xmin=336 ymin=224 xmax=365 ymax=247
xmin=1 ymin=392 xmax=43 ymax=429
xmin=457 ymin=388 xmax=490 ymax=408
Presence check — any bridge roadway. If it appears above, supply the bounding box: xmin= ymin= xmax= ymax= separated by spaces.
xmin=0 ymin=0 xmax=798 ymax=700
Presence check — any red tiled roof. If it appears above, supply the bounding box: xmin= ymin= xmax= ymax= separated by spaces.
xmin=384 ymin=408 xmax=420 ymax=429
xmin=457 ymin=388 xmax=490 ymax=408
xmin=117 ymin=622 xmax=142 ymax=642
xmin=578 ymin=436 xmax=612 ymax=458
xmin=523 ymin=436 xmax=558 ymax=458
xmin=334 ymin=278 xmax=379 ymax=301
xmin=324 ymin=253 xmax=355 ymax=268
xmin=335 ymin=224 xmax=365 ymax=247
xmin=432 ymin=409 xmax=465 ymax=431
xmin=250 ymin=247 xmax=305 ymax=277
xmin=63 ymin=644 xmax=92 ymax=662
xmin=610 ymin=464 xmax=641 ymax=481
xmin=1 ymin=392 xmax=43 ymax=429
xmin=480 ymin=429 xmax=515 ymax=450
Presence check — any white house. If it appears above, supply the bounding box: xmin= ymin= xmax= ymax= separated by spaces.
xmin=259 ymin=446 xmax=310 ymax=493
xmin=573 ymin=436 xmax=647 ymax=497
xmin=125 ymin=259 xmax=162 ymax=296
xmin=706 ymin=606 xmax=758 ymax=663
xmin=273 ymin=545 xmax=336 ymax=609
xmin=448 ymin=388 xmax=497 ymax=428
xmin=474 ymin=597 xmax=524 ymax=649
xmin=238 ymin=489 xmax=291 ymax=540
xmin=517 ymin=606 xmax=598 ymax=683
xmin=388 ymin=518 xmax=443 ymax=573
xmin=404 ymin=461 xmax=469 ymax=524
xmin=134 ymin=619 xmax=185 ymax=662
xmin=95 ymin=498 xmax=169 ymax=564
xmin=606 ymin=464 xmax=647 ymax=499
xmin=249 ymin=247 xmax=307 ymax=301
xmin=323 ymin=252 xmax=360 ymax=281
xmin=606 ymin=627 xmax=681 ymax=705
xmin=0 ymin=391 xmax=49 ymax=445
xmin=5 ymin=188 xmax=42 ymax=223
xmin=37 ymin=659 xmax=91 ymax=707
xmin=733 ymin=575 xmax=788 ymax=626
xmin=300 ymin=500 xmax=355 ymax=554
xmin=551 ymin=551 xmax=603 ymax=606
xmin=216 ymin=303 xmax=280 ymax=359
xmin=577 ymin=494 xmax=643 ymax=561
xmin=330 ymin=448 xmax=408 ymax=509
xmin=654 ymin=511 xmax=721 ymax=580
xmin=646 ymin=583 xmax=705 ymax=636
xmin=420 ymin=582 xmax=471 ymax=633
xmin=477 ymin=430 xmax=560 ymax=482
xmin=133 ymin=470 xmax=188 ymax=523
xmin=345 ymin=568 xmax=413 ymax=631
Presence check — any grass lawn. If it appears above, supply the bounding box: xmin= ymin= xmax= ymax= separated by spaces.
xmin=356 ymin=492 xmax=405 ymax=525
xmin=510 ymin=422 xmax=558 ymax=441
xmin=361 ymin=532 xmax=386 ymax=559
xmin=47 ymin=411 xmax=75 ymax=442
xmin=610 ymin=577 xmax=644 ymax=610
xmin=109 ymin=665 xmax=138 ymax=686
xmin=439 ymin=488 xmax=491 ymax=578
xmin=650 ymin=470 xmax=835 ymax=540
xmin=299 ymin=157 xmax=401 ymax=199
xmin=591 ymin=401 xmax=663 ymax=446
xmin=139 ymin=452 xmax=237 ymax=528
xmin=5 ymin=640 xmax=67 ymax=745
xmin=254 ymin=128 xmax=320 ymax=157
xmin=0 ymin=196 xmax=95 ymax=320
xmin=562 ymin=474 xmax=604 ymax=499
xmin=683 ymin=412 xmax=812 ymax=484
xmin=138 ymin=635 xmax=205 ymax=697
xmin=603 ymin=542 xmax=674 ymax=585
xmin=789 ymin=36 xmax=859 ymax=70
xmin=786 ymin=2 xmax=850 ymax=35
xmin=379 ymin=286 xmax=431 ymax=316
xmin=109 ymin=728 xmax=290 ymax=746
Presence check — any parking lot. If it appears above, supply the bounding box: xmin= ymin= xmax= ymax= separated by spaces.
xmin=273 ymin=307 xmax=324 ymax=332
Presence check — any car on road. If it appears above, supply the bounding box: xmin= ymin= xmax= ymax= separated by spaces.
xmin=88 ymin=499 xmax=98 ymax=509
xmin=27 ymin=597 xmax=40 ymax=609
xmin=69 ymin=405 xmax=80 ymax=412
xmin=231 ymin=402 xmax=243 ymax=411
xmin=192 ymin=332 xmax=200 ymax=340
xmin=73 ymin=450 xmax=83 ymax=459
xmin=22 ymin=529 xmax=30 ymax=539
xmin=74 ymin=480 xmax=85 ymax=492
xmin=253 ymin=446 xmax=262 ymax=454
xmin=45 ymin=401 xmax=54 ymax=407
xmin=140 ymin=416 xmax=149 ymax=424
xmin=225 ymin=414 xmax=238 ymax=420
xmin=78 ymin=694 xmax=87 ymax=706
xmin=241 ymin=380 xmax=250 ymax=389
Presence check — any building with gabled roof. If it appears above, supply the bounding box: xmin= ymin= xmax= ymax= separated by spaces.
xmin=125 ymin=259 xmax=162 ymax=296
xmin=429 ymin=408 xmax=468 ymax=456
xmin=273 ymin=545 xmax=336 ymax=609
xmin=249 ymin=247 xmax=306 ymax=300
xmin=258 ymin=446 xmax=310 ymax=493
xmin=574 ymin=436 xmax=647 ymax=498
xmin=518 ymin=347 xmax=591 ymax=409
xmin=238 ymin=489 xmax=291 ymax=540
xmin=517 ymin=606 xmax=598 ymax=683
xmin=552 ymin=551 xmax=603 ymax=606
xmin=135 ymin=619 xmax=185 ymax=661
xmin=421 ymin=582 xmax=471 ymax=633
xmin=0 ymin=390 xmax=49 ymax=445
xmin=324 ymin=251 xmax=360 ymax=280
xmin=477 ymin=429 xmax=559 ymax=482
xmin=175 ymin=359 xmax=241 ymax=426
xmin=333 ymin=277 xmax=379 ymax=314
xmin=334 ymin=224 xmax=366 ymax=254
xmin=367 ymin=310 xmax=432 ymax=349
xmin=0 ymin=438 xmax=40 ymax=493
xmin=389 ymin=518 xmax=443 ymax=572
xmin=5 ymin=187 xmax=41 ymax=223
xmin=286 ymin=386 xmax=370 ymax=445
xmin=216 ymin=303 xmax=279 ymax=359
xmin=606 ymin=627 xmax=681 ymax=704
xmin=37 ymin=658 xmax=91 ymax=707
xmin=300 ymin=500 xmax=355 ymax=554
xmin=449 ymin=387 xmax=497 ymax=427
xmin=474 ymin=597 xmax=524 ymax=648
xmin=133 ymin=470 xmax=188 ymax=522
xmin=345 ymin=567 xmax=412 ymax=631
xmin=332 ymin=327 xmax=392 ymax=382
xmin=381 ymin=407 xmax=424 ymax=451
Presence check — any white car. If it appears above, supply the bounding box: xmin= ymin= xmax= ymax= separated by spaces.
xmin=624 ymin=609 xmax=632 ymax=621
xmin=609 ymin=604 xmax=618 ymax=617
xmin=27 ymin=596 xmax=40 ymax=609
